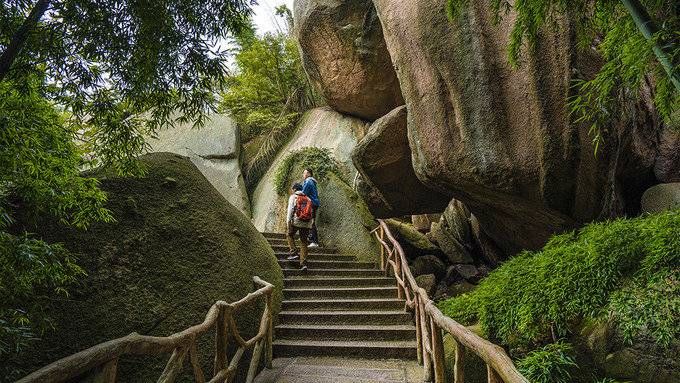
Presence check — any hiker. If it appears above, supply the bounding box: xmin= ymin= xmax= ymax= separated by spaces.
xmin=302 ymin=168 xmax=320 ymax=247
xmin=286 ymin=182 xmax=314 ymax=271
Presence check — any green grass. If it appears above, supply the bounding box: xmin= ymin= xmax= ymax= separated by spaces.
xmin=437 ymin=210 xmax=680 ymax=349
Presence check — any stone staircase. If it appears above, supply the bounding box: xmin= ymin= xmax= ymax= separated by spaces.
xmin=262 ymin=232 xmax=418 ymax=359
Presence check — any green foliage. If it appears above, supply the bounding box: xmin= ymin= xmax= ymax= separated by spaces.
xmin=0 ymin=232 xmax=85 ymax=380
xmin=446 ymin=0 xmax=679 ymax=153
xmin=273 ymin=147 xmax=342 ymax=196
xmin=517 ymin=341 xmax=578 ymax=383
xmin=0 ymin=76 xmax=113 ymax=230
xmin=438 ymin=210 xmax=680 ymax=349
xmin=220 ymin=19 xmax=318 ymax=188
xmin=593 ymin=379 xmax=630 ymax=383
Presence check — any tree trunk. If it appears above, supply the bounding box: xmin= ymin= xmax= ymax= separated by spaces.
xmin=0 ymin=0 xmax=51 ymax=81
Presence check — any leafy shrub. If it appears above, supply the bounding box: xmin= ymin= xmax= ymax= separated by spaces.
xmin=273 ymin=148 xmax=344 ymax=196
xmin=517 ymin=341 xmax=577 ymax=383
xmin=438 ymin=210 xmax=680 ymax=348
xmin=0 ymin=233 xmax=85 ymax=380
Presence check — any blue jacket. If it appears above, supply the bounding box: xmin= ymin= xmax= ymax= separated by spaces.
xmin=302 ymin=177 xmax=320 ymax=207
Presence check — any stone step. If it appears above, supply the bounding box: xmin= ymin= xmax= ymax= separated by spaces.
xmin=271 ymin=244 xmax=336 ymax=254
xmin=278 ymin=310 xmax=412 ymax=325
xmin=278 ymin=259 xmax=375 ymax=270
xmin=281 ymin=299 xmax=405 ymax=311
xmin=275 ymin=324 xmax=417 ymax=342
xmin=261 ymin=232 xmax=286 ymax=240
xmin=272 ymin=339 xmax=417 ymax=360
xmin=283 ymin=268 xmax=385 ymax=278
xmin=284 ymin=286 xmax=398 ymax=300
xmin=283 ymin=277 xmax=394 ymax=288
xmin=276 ymin=253 xmax=355 ymax=262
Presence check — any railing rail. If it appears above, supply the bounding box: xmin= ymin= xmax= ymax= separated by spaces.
xmin=17 ymin=276 xmax=275 ymax=383
xmin=373 ymin=220 xmax=528 ymax=383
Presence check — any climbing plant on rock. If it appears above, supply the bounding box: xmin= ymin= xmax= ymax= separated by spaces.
xmin=273 ymin=147 xmax=345 ymax=196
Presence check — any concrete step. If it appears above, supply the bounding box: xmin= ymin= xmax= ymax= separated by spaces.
xmin=283 ymin=268 xmax=385 ymax=277
xmin=282 ymin=299 xmax=405 ymax=311
xmin=271 ymin=245 xmax=336 ymax=254
xmin=284 ymin=287 xmax=398 ymax=300
xmin=272 ymin=339 xmax=417 ymax=359
xmin=278 ymin=310 xmax=412 ymax=325
xmin=283 ymin=277 xmax=394 ymax=288
xmin=278 ymin=259 xmax=376 ymax=270
xmin=276 ymin=253 xmax=356 ymax=262
xmin=275 ymin=324 xmax=417 ymax=342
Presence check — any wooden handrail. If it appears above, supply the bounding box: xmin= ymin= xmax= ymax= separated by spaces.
xmin=18 ymin=276 xmax=275 ymax=383
xmin=374 ymin=220 xmax=529 ymax=383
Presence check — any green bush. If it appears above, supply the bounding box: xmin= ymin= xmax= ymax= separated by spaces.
xmin=517 ymin=341 xmax=577 ymax=383
xmin=273 ymin=147 xmax=344 ymax=196
xmin=438 ymin=210 xmax=680 ymax=348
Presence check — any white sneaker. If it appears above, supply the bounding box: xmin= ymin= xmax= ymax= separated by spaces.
xmin=308 ymin=242 xmax=319 ymax=248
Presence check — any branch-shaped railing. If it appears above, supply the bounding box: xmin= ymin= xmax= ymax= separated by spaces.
xmin=373 ymin=220 xmax=529 ymax=383
xmin=17 ymin=276 xmax=275 ymax=383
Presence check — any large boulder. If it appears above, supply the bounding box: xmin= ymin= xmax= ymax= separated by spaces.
xmin=13 ymin=153 xmax=283 ymax=381
xmin=640 ymin=183 xmax=680 ymax=213
xmin=294 ymin=0 xmax=403 ymax=121
xmin=148 ymin=113 xmax=250 ymax=216
xmin=372 ymin=0 xmax=664 ymax=254
xmin=251 ymin=107 xmax=380 ymax=262
xmin=429 ymin=200 xmax=475 ymax=264
xmin=352 ymin=106 xmax=451 ymax=216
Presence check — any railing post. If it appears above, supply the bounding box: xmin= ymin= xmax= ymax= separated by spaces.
xmin=414 ymin=294 xmax=423 ymax=365
xmin=487 ymin=365 xmax=502 ymax=383
xmin=265 ymin=292 xmax=274 ymax=368
xmin=420 ymin=297 xmax=433 ymax=382
xmin=214 ymin=305 xmax=230 ymax=375
xmin=454 ymin=340 xmax=465 ymax=383
xmin=430 ymin=316 xmax=445 ymax=383
xmin=379 ymin=226 xmax=385 ymax=271
xmin=158 ymin=346 xmax=188 ymax=383
xmin=395 ymin=255 xmax=405 ymax=299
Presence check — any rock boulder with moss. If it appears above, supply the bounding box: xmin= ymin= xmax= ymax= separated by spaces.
xmin=12 ymin=152 xmax=283 ymax=381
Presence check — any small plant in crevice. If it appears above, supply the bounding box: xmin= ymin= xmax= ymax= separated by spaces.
xmin=517 ymin=341 xmax=578 ymax=383
xmin=273 ymin=147 xmax=345 ymax=196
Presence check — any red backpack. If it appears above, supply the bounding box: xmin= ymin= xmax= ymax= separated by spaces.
xmin=295 ymin=194 xmax=314 ymax=221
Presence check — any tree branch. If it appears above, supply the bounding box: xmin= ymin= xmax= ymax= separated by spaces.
xmin=0 ymin=0 xmax=51 ymax=82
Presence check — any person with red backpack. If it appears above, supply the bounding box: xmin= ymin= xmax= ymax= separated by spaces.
xmin=286 ymin=182 xmax=314 ymax=271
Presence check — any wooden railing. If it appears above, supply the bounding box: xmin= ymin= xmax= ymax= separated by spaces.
xmin=373 ymin=220 xmax=529 ymax=383
xmin=17 ymin=276 xmax=275 ymax=383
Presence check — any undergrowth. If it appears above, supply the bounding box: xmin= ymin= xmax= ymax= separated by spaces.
xmin=517 ymin=341 xmax=577 ymax=383
xmin=273 ymin=147 xmax=344 ymax=196
xmin=438 ymin=209 xmax=680 ymax=349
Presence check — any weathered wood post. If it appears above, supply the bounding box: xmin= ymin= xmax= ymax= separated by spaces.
xmin=454 ymin=340 xmax=466 ymax=383
xmin=430 ymin=316 xmax=445 ymax=383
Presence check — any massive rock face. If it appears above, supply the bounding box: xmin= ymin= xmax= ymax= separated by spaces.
xmin=148 ymin=114 xmax=250 ymax=216
xmin=352 ymin=105 xmax=451 ymax=217
xmin=294 ymin=0 xmax=403 ymax=121
xmin=371 ymin=0 xmax=665 ymax=253
xmin=13 ymin=153 xmax=283 ymax=381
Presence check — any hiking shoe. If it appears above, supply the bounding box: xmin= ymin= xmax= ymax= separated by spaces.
xmin=308 ymin=242 xmax=319 ymax=248
xmin=300 ymin=264 xmax=308 ymax=271
xmin=287 ymin=254 xmax=300 ymax=260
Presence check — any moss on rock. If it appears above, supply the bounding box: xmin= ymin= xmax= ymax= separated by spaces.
xmin=12 ymin=152 xmax=283 ymax=381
